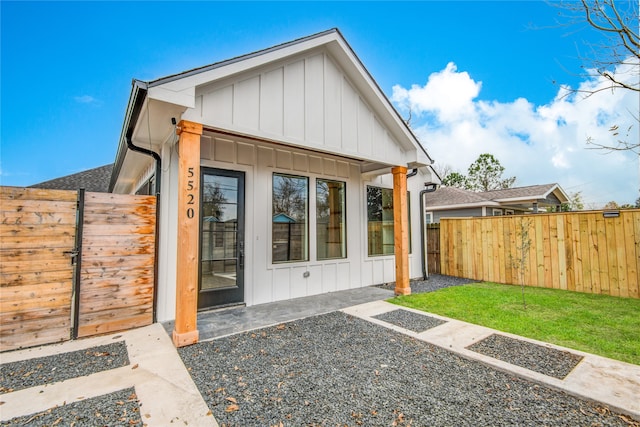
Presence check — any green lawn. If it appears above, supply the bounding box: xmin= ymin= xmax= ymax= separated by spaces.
xmin=389 ymin=282 xmax=640 ymax=365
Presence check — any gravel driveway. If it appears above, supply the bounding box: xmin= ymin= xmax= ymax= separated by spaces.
xmin=179 ymin=310 xmax=636 ymax=426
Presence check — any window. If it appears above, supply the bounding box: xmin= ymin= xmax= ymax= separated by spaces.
xmin=272 ymin=174 xmax=308 ymax=262
xmin=492 ymin=209 xmax=503 ymax=216
xmin=367 ymin=186 xmax=411 ymax=256
xmin=316 ymin=179 xmax=346 ymax=259
xmin=505 ymin=209 xmax=515 ymax=215
xmin=425 ymin=212 xmax=434 ymax=224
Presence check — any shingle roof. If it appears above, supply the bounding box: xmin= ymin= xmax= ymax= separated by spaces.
xmin=427 ymin=183 xmax=566 ymax=208
xmin=481 ymin=184 xmax=559 ymax=201
xmin=427 ymin=187 xmax=491 ymax=207
xmin=30 ymin=164 xmax=113 ymax=193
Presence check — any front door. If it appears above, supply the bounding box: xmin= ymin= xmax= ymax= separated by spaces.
xmin=199 ymin=168 xmax=245 ymax=309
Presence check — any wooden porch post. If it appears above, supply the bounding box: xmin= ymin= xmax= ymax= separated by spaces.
xmin=172 ymin=120 xmax=203 ymax=347
xmin=392 ymin=166 xmax=410 ymax=296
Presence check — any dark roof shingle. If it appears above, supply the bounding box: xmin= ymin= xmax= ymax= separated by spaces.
xmin=29 ymin=164 xmax=113 ymax=193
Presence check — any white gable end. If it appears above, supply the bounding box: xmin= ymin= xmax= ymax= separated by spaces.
xmin=142 ymin=30 xmax=430 ymax=170
xmin=179 ymin=49 xmax=407 ymax=166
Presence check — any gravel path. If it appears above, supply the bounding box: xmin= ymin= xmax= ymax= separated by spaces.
xmin=179 ymin=311 xmax=635 ymax=426
xmin=467 ymin=333 xmax=584 ymax=379
xmin=0 ymin=342 xmax=129 ymax=394
xmin=0 ymin=387 xmax=142 ymax=427
xmin=372 ymin=309 xmax=446 ymax=332
xmin=377 ymin=274 xmax=478 ymax=294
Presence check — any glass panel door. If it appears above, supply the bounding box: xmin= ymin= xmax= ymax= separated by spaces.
xmin=199 ymin=168 xmax=245 ymax=309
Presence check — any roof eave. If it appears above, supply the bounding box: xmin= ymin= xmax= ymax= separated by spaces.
xmin=108 ymin=80 xmax=149 ymax=193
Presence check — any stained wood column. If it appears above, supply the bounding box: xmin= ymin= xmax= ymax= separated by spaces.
xmin=392 ymin=166 xmax=410 ymax=296
xmin=172 ymin=120 xmax=203 ymax=347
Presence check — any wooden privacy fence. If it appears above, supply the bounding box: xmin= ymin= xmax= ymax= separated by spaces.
xmin=440 ymin=210 xmax=640 ymax=298
xmin=1 ymin=187 xmax=157 ymax=352
xmin=426 ymin=223 xmax=441 ymax=274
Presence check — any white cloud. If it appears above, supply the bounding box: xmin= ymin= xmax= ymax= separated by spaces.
xmin=74 ymin=95 xmax=101 ymax=105
xmin=392 ymin=62 xmax=481 ymax=123
xmin=394 ymin=60 xmax=639 ymax=208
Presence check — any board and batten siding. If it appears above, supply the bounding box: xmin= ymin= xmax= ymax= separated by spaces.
xmin=183 ymin=50 xmax=408 ymax=168
xmin=200 ymin=133 xmax=362 ymax=307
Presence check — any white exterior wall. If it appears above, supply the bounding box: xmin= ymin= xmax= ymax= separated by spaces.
xmin=154 ymin=132 xmax=430 ymax=321
xmin=199 ymin=134 xmax=363 ymax=307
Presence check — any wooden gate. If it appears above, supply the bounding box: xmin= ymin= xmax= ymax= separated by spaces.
xmin=1 ymin=187 xmax=157 ymax=352
xmin=427 ymin=223 xmax=441 ymax=275
xmin=76 ymin=191 xmax=157 ymax=338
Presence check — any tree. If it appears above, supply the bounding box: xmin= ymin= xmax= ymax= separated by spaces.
xmin=554 ymin=0 xmax=639 ymax=153
xmin=202 ymin=181 xmax=228 ymax=219
xmin=441 ymin=172 xmax=468 ymax=189
xmin=465 ymin=154 xmax=516 ymax=191
xmin=439 ymin=154 xmax=516 ymax=191
xmin=556 ymin=191 xmax=585 ymax=211
xmin=273 ymin=175 xmax=307 ymax=220
xmin=510 ymin=218 xmax=532 ymax=310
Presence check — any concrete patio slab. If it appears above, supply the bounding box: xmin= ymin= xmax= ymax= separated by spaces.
xmin=0 ymin=323 xmax=216 ymax=426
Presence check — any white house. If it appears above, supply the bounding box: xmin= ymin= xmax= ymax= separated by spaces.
xmin=109 ymin=29 xmax=439 ymax=346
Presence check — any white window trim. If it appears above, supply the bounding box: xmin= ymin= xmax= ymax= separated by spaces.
xmin=492 ymin=209 xmax=503 ymax=216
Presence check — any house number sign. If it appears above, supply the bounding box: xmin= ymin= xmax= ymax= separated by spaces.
xmin=186 ymin=167 xmax=195 ymax=219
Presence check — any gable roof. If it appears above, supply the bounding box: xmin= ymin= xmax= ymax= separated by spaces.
xmin=30 ymin=164 xmax=113 ymax=193
xmin=110 ymin=28 xmax=433 ymax=193
xmin=481 ymin=184 xmax=568 ymax=203
xmin=427 ymin=183 xmax=569 ymax=210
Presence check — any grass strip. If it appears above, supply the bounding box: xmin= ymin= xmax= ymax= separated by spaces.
xmin=389 ymin=282 xmax=640 ymax=365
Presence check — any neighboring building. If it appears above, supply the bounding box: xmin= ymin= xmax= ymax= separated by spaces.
xmin=108 ymin=29 xmax=439 ymax=346
xmin=426 ymin=183 xmax=569 ymax=223
xmin=30 ymin=164 xmax=113 ymax=193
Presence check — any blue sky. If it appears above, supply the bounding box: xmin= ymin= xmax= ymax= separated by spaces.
xmin=1 ymin=1 xmax=638 ymax=207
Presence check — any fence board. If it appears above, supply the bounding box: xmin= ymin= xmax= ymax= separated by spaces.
xmin=1 ymin=187 xmax=77 ymax=200
xmin=0 ymin=187 xmax=77 ymax=351
xmin=629 ymin=212 xmax=640 ymax=298
xmin=440 ymin=210 xmax=640 ymax=299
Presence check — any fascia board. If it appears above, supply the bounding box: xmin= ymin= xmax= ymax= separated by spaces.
xmin=546 ymin=184 xmax=570 ymax=203
xmin=493 ymin=196 xmax=542 ymax=203
xmin=428 ymin=201 xmax=499 ymax=211
xmin=146 ymin=32 xmax=340 ymax=108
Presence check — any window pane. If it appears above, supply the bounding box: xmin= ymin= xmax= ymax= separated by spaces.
xmin=367 ymin=186 xmax=394 ymax=256
xmin=201 ymin=175 xmax=239 ymax=290
xmin=272 ymin=174 xmax=308 ymax=262
xmin=316 ymin=179 xmax=346 ymax=260
xmin=366 ymin=186 xmax=411 ymax=256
